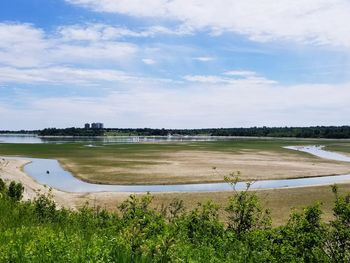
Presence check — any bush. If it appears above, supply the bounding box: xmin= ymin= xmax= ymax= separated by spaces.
xmin=225 ymin=173 xmax=271 ymax=237
xmin=33 ymin=189 xmax=57 ymax=222
xmin=0 ymin=178 xmax=6 ymax=192
xmin=7 ymin=181 xmax=24 ymax=201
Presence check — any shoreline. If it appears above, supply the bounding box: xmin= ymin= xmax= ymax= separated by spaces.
xmin=1 ymin=156 xmax=350 ymax=211
xmin=57 ymin=157 xmax=350 ymax=186
xmin=0 ymin=158 xmax=134 ymax=209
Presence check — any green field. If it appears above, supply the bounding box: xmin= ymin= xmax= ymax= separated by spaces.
xmin=1 ymin=138 xmax=347 ymax=160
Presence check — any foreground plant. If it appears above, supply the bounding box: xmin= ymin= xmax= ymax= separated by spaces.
xmin=224 ymin=172 xmax=271 ymax=237
xmin=0 ymin=178 xmax=349 ymax=262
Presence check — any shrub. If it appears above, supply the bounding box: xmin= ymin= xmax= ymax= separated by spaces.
xmin=225 ymin=173 xmax=271 ymax=237
xmin=325 ymin=185 xmax=350 ymax=262
xmin=7 ymin=181 xmax=24 ymax=201
xmin=0 ymin=178 xmax=6 ymax=192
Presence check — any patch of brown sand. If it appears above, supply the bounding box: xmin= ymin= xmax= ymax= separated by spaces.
xmin=60 ymin=150 xmax=350 ymax=185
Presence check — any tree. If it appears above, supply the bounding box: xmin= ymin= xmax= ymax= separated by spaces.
xmin=325 ymin=185 xmax=350 ymax=262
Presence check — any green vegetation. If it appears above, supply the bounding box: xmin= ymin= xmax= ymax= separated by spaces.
xmin=0 ymin=178 xmax=349 ymax=262
xmin=325 ymin=142 xmax=350 ymax=154
xmin=0 ymin=138 xmax=341 ymax=160
xmin=32 ymin=125 xmax=350 ymax=138
xmin=3 ymin=125 xmax=350 ymax=138
xmin=39 ymin=127 xmax=104 ymax=136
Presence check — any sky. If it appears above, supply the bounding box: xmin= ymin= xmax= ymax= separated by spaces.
xmin=0 ymin=0 xmax=350 ymax=130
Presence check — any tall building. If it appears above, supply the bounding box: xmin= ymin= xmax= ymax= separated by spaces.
xmin=84 ymin=123 xmax=90 ymax=129
xmin=91 ymin=123 xmax=104 ymax=129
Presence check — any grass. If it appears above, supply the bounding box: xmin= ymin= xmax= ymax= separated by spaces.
xmin=325 ymin=142 xmax=350 ymax=154
xmin=0 ymin=137 xmax=342 ymax=160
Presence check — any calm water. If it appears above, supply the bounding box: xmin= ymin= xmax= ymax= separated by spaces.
xmin=2 ymin=145 xmax=350 ymax=193
xmin=284 ymin=145 xmax=350 ymax=162
xmin=0 ymin=134 xmax=314 ymax=145
xmin=0 ymin=134 xmax=42 ymax=144
xmin=0 ymin=134 xmax=224 ymax=144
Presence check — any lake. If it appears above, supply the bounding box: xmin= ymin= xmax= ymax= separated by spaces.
xmin=0 ymin=134 xmax=227 ymax=144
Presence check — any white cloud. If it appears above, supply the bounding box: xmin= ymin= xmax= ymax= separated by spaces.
xmin=1 ymin=12 xmax=350 ymax=129
xmin=184 ymin=71 xmax=277 ymax=85
xmin=2 ymin=80 xmax=350 ymax=129
xmin=66 ymin=0 xmax=350 ymax=48
xmin=142 ymin=58 xmax=156 ymax=65
xmin=53 ymin=42 xmax=137 ymax=62
xmin=0 ymin=23 xmax=138 ymax=69
xmin=58 ymin=24 xmax=105 ymax=41
xmin=0 ymin=66 xmax=179 ymax=88
xmin=0 ymin=23 xmax=50 ymax=67
xmin=0 ymin=23 xmax=192 ymax=87
xmin=57 ymin=23 xmax=192 ymax=41
xmin=0 ymin=67 xmax=142 ymax=85
xmin=0 ymin=22 xmax=195 ymax=72
xmin=194 ymin=57 xmax=215 ymax=62
xmin=184 ymin=75 xmax=228 ymax=84
xmin=224 ymin=70 xmax=257 ymax=77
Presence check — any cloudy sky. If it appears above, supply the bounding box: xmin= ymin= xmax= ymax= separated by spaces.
xmin=1 ymin=0 xmax=350 ymax=130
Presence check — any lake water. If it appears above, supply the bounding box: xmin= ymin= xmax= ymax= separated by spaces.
xmin=0 ymin=134 xmax=42 ymax=144
xmin=0 ymin=134 xmax=225 ymax=144
xmin=284 ymin=145 xmax=350 ymax=162
xmin=0 ymin=134 xmax=313 ymax=145
xmin=2 ymin=145 xmax=350 ymax=193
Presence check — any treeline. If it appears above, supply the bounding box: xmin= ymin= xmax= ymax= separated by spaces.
xmin=2 ymin=125 xmax=350 ymax=138
xmin=0 ymin=177 xmax=349 ymax=262
xmin=38 ymin=128 xmax=104 ymax=136
xmin=36 ymin=126 xmax=350 ymax=138
xmin=204 ymin=126 xmax=350 ymax=138
xmin=105 ymin=126 xmax=350 ymax=138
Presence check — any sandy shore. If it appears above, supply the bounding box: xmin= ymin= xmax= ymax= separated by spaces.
xmin=0 ymin=158 xmax=133 ymax=209
xmin=1 ymin=155 xmax=349 ymax=208
xmin=2 ymin=157 xmax=350 ymax=225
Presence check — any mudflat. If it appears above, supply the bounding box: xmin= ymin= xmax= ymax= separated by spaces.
xmin=61 ymin=150 xmax=350 ymax=185
xmin=1 ymin=140 xmax=350 ymax=185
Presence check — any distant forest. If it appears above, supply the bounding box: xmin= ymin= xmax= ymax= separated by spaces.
xmin=1 ymin=126 xmax=350 ymax=139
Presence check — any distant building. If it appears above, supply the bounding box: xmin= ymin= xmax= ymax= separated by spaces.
xmin=84 ymin=123 xmax=90 ymax=129
xmin=91 ymin=123 xmax=104 ymax=129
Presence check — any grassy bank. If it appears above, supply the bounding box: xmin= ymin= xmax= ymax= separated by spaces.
xmin=70 ymin=183 xmax=350 ymax=227
xmin=150 ymin=184 xmax=350 ymax=226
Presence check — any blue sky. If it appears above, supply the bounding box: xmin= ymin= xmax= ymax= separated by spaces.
xmin=0 ymin=0 xmax=350 ymax=129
